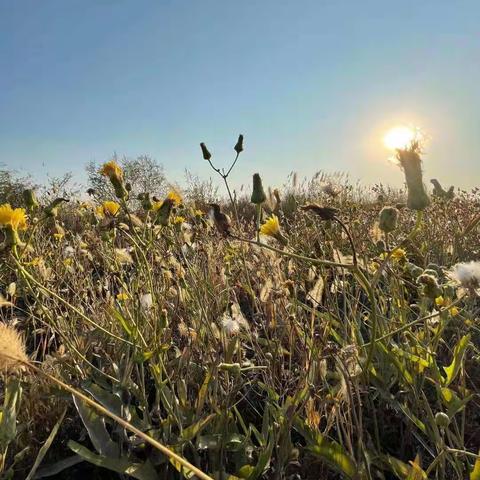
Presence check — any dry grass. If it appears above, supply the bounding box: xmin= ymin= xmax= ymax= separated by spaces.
xmin=0 ymin=151 xmax=480 ymax=479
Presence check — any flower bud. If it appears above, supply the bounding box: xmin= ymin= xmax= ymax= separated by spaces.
xmin=138 ymin=193 xmax=153 ymax=211
xmin=378 ymin=206 xmax=398 ymax=233
xmin=111 ymin=177 xmax=129 ymax=201
xmin=155 ymin=198 xmax=174 ymax=226
xmin=200 ymin=142 xmax=212 ymax=160
xmin=234 ymin=134 xmax=244 ymax=154
xmin=417 ymin=273 xmax=442 ymax=299
xmin=45 ymin=198 xmax=69 ymax=218
xmin=435 ymin=412 xmax=450 ymax=428
xmin=251 ymin=173 xmax=266 ymax=204
xmin=23 ymin=189 xmax=38 ymax=210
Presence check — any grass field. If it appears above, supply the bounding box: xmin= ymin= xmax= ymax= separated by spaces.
xmin=0 ymin=140 xmax=480 ymax=479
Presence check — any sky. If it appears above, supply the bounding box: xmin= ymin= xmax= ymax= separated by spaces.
xmin=0 ymin=0 xmax=479 ymax=192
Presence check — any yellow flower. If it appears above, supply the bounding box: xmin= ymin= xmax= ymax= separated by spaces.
xmin=152 ymin=200 xmax=163 ymax=211
xmin=260 ymin=214 xmax=281 ymax=237
xmin=102 ymin=201 xmax=121 ymax=217
xmin=166 ymin=190 xmax=182 ymax=205
xmin=53 ymin=233 xmax=64 ymax=241
xmin=172 ymin=216 xmax=185 ymax=225
xmin=391 ymin=248 xmax=407 ymax=261
xmin=95 ymin=205 xmax=105 ymax=218
xmin=116 ymin=292 xmax=130 ymax=301
xmin=449 ymin=306 xmax=460 ymax=317
xmin=63 ymin=258 xmax=73 ymax=266
xmin=0 ymin=204 xmax=28 ymax=231
xmin=435 ymin=296 xmax=445 ymax=307
xmin=100 ymin=160 xmax=123 ymax=180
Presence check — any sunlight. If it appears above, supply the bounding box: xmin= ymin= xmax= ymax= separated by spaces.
xmin=383 ymin=126 xmax=416 ymax=150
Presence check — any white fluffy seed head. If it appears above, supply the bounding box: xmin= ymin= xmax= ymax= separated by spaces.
xmin=449 ymin=261 xmax=480 ymax=289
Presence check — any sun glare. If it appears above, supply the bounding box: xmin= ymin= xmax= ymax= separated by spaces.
xmin=383 ymin=126 xmax=416 ymax=150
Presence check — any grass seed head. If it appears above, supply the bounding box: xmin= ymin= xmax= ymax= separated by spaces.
xmin=0 ymin=323 xmax=28 ymax=375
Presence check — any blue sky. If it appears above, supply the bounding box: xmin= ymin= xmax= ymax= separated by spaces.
xmin=0 ymin=0 xmax=479 ymax=191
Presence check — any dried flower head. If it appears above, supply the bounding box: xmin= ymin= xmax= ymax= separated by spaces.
xmin=395 ymin=143 xmax=430 ymax=211
xmin=378 ymin=206 xmax=399 ymax=233
xmin=0 ymin=323 xmax=28 ymax=374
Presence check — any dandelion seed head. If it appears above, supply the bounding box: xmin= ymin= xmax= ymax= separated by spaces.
xmin=449 ymin=261 xmax=480 ymax=290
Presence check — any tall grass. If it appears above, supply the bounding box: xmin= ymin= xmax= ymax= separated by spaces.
xmin=0 ymin=141 xmax=479 ymax=479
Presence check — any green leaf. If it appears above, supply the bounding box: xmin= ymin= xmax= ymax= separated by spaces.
xmin=294 ymin=419 xmax=356 ymax=479
xmin=181 ymin=414 xmax=215 ymax=442
xmin=0 ymin=378 xmax=22 ymax=446
xmin=25 ymin=407 xmax=67 ymax=480
xmin=72 ymin=396 xmax=119 ymax=458
xmin=379 ymin=454 xmax=411 ymax=478
xmin=443 ymin=334 xmax=470 ymax=386
xmin=111 ymin=308 xmax=133 ymax=336
xmin=68 ymin=441 xmax=158 ymax=480
xmin=438 ymin=386 xmax=473 ymax=418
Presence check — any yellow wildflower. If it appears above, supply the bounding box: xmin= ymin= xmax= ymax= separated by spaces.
xmin=152 ymin=200 xmax=163 ymax=211
xmin=449 ymin=306 xmax=460 ymax=317
xmin=166 ymin=190 xmax=182 ymax=205
xmin=53 ymin=233 xmax=64 ymax=241
xmin=435 ymin=296 xmax=445 ymax=307
xmin=100 ymin=160 xmax=123 ymax=180
xmin=0 ymin=204 xmax=28 ymax=231
xmin=172 ymin=216 xmax=185 ymax=225
xmin=260 ymin=214 xmax=280 ymax=237
xmin=259 ymin=214 xmax=287 ymax=245
xmin=391 ymin=248 xmax=407 ymax=261
xmin=102 ymin=201 xmax=121 ymax=217
xmin=116 ymin=292 xmax=130 ymax=301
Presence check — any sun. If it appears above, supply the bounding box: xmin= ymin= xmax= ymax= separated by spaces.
xmin=383 ymin=126 xmax=416 ymax=150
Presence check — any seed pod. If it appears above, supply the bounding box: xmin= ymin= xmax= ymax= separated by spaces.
xmin=378 ymin=206 xmax=398 ymax=233
xmin=251 ymin=173 xmax=266 ymax=204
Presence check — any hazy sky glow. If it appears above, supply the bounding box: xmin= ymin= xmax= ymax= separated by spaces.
xmin=1 ymin=0 xmax=479 ymax=190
